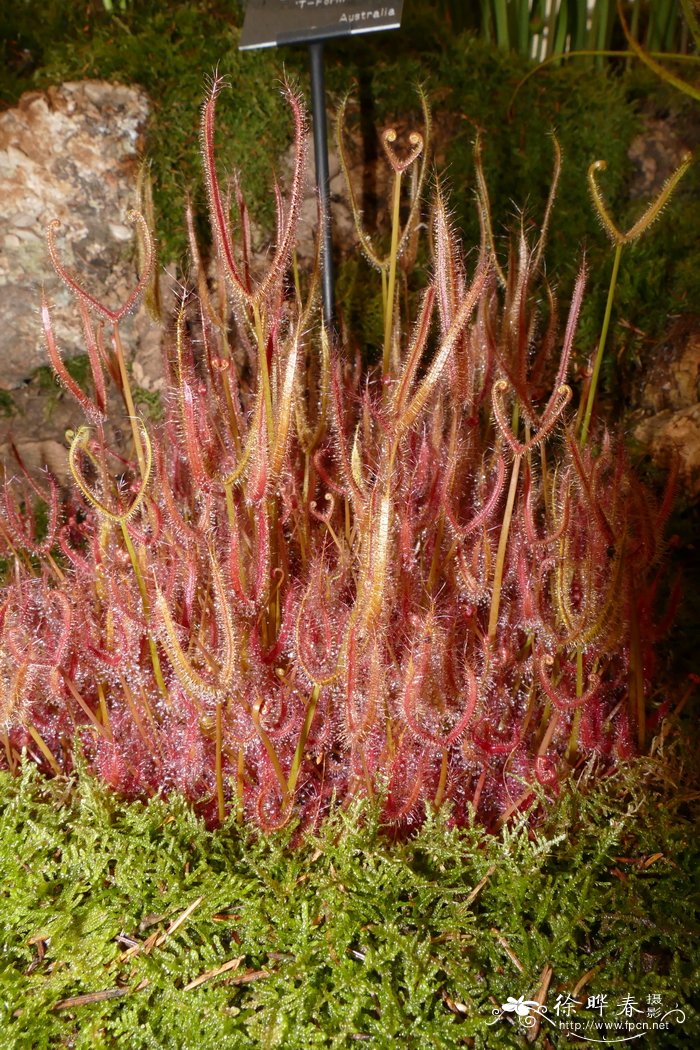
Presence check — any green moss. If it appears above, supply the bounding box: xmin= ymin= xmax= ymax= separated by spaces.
xmin=34 ymin=354 xmax=91 ymax=391
xmin=31 ymin=354 xmax=92 ymax=421
xmin=1 ymin=735 xmax=697 ymax=1048
xmin=132 ymin=384 xmax=164 ymax=422
xmin=335 ymin=255 xmax=387 ymax=359
xmin=0 ymin=389 xmax=17 ymax=418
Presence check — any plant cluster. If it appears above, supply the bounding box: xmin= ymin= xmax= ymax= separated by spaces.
xmin=0 ymin=76 xmax=681 ymax=833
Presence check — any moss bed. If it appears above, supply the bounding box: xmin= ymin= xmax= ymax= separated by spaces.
xmin=1 ymin=732 xmax=698 ymax=1048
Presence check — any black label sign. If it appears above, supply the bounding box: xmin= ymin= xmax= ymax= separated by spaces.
xmin=240 ymin=0 xmax=403 ymax=49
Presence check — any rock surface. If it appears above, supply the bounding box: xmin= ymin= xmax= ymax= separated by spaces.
xmin=627 ymin=114 xmax=690 ymax=199
xmin=0 ymin=80 xmax=155 ymax=390
xmin=631 ymin=321 xmax=700 ymax=502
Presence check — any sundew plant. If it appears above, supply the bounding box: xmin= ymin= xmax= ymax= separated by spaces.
xmin=0 ymin=76 xmax=684 ymax=834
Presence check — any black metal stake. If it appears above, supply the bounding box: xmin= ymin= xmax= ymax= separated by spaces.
xmin=308 ymin=40 xmax=334 ymax=329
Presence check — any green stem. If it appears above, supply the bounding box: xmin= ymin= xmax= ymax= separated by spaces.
xmin=120 ymin=520 xmax=168 ymax=700
xmin=252 ymin=301 xmax=275 ymax=448
xmin=580 ymin=241 xmax=623 ymax=447
xmin=434 ymin=750 xmax=449 ymax=809
xmin=113 ymin=323 xmax=147 ymax=478
xmin=493 ymin=0 xmax=509 ymax=50
xmin=27 ymin=725 xmax=62 ymax=776
xmin=120 ymin=521 xmax=148 ymax=606
xmin=251 ymin=701 xmax=288 ymax=799
xmin=383 ymin=171 xmax=402 ymax=377
xmin=488 ymin=454 xmax=521 ymax=641
xmin=236 ymin=747 xmax=245 ymax=824
xmin=291 ymin=248 xmax=302 ymax=304
xmin=287 ymin=683 xmax=321 ymax=800
xmin=516 ymin=0 xmax=530 ymax=56
xmin=567 ymin=649 xmax=584 ymax=761
xmin=224 ymin=480 xmax=236 ymax=531
xmin=215 ymin=702 xmax=226 ymax=823
xmin=629 ymin=587 xmax=645 ymax=748
xmin=252 ymin=300 xmax=278 ymax=634
xmin=427 ymin=514 xmax=445 ymax=592
xmin=98 ymin=683 xmax=112 ymax=741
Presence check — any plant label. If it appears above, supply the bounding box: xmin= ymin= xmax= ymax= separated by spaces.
xmin=240 ymin=0 xmax=403 ymax=50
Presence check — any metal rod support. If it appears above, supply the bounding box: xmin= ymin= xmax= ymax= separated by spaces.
xmin=308 ymin=40 xmax=334 ymax=329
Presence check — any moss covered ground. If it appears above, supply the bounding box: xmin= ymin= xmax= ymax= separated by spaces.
xmin=1 ymin=727 xmax=698 ymax=1048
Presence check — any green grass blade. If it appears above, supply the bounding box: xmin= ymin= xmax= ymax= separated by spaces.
xmin=570 ymin=0 xmax=588 ymax=51
xmin=493 ymin=0 xmax=511 ymax=50
xmin=517 ymin=0 xmax=532 ymax=57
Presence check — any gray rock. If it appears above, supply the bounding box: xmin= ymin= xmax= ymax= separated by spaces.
xmin=0 ymin=80 xmax=154 ymax=390
xmin=634 ymin=404 xmax=700 ymax=502
xmin=632 ymin=323 xmax=700 ymax=501
xmin=627 ymin=115 xmax=688 ymax=199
